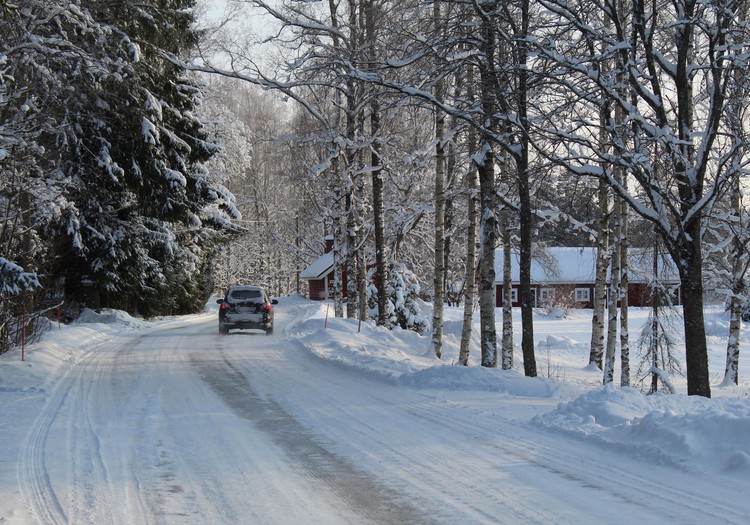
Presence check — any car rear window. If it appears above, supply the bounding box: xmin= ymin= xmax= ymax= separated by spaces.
xmin=229 ymin=289 xmax=263 ymax=300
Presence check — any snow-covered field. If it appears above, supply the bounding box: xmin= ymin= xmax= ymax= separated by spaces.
xmin=1 ymin=295 xmax=748 ymax=524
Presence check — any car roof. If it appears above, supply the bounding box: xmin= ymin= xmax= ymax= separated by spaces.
xmin=227 ymin=285 xmax=265 ymax=292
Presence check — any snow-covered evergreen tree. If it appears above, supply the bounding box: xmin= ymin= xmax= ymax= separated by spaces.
xmin=384 ymin=263 xmax=427 ymax=334
xmin=0 ymin=0 xmax=238 ymax=316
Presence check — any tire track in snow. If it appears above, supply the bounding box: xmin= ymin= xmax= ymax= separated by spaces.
xmin=192 ymin=350 xmax=437 ymax=525
xmin=17 ymin=346 xmax=111 ymax=525
xmin=16 ymin=366 xmax=73 ymax=525
xmin=246 ymin=352 xmax=552 ymax=524
xmin=247 ymin=340 xmax=750 ymax=525
xmin=17 ymin=335 xmax=153 ymax=525
xmin=375 ymin=390 xmax=750 ymax=525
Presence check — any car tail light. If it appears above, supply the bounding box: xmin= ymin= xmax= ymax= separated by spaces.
xmin=264 ymin=304 xmax=272 ymax=311
xmin=220 ymin=303 xmax=229 ymax=310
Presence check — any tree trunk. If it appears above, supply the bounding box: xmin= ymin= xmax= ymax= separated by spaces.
xmin=364 ymin=0 xmax=388 ymax=327
xmin=725 ymin=281 xmax=743 ymax=386
xmin=458 ymin=67 xmax=478 ymax=367
xmin=650 ymin=239 xmax=661 ymax=393
xmin=345 ymin=190 xmax=358 ymax=319
xmin=674 ymin=233 xmax=712 ymax=397
xmin=501 ymin=207 xmax=513 ymax=370
xmin=517 ymin=0 xmax=536 ymax=377
xmin=458 ymin=163 xmax=478 ymax=366
xmin=603 ymin=191 xmax=621 ymax=384
xmin=333 ymin=189 xmax=345 ymax=317
xmin=589 ymin=180 xmax=609 ymax=368
xmin=431 ymin=0 xmax=445 ymax=359
xmin=619 ymin=186 xmax=630 ymax=387
xmin=478 ymin=148 xmax=497 ymax=368
xmin=476 ymin=1 xmax=498 ymax=368
xmin=724 ymin=177 xmax=743 ymax=386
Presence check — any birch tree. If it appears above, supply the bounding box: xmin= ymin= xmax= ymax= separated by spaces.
xmin=536 ymin=0 xmax=750 ymax=396
xmin=431 ymin=0 xmax=446 ymax=358
xmin=589 ymin=179 xmax=610 ymax=369
xmin=458 ymin=65 xmax=479 ymax=367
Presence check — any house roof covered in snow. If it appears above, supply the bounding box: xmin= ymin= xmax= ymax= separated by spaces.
xmin=493 ymin=247 xmax=679 ymax=285
xmin=300 ymin=251 xmax=334 ymax=280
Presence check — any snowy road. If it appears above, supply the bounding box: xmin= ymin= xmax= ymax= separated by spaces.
xmin=13 ymin=301 xmax=750 ymax=524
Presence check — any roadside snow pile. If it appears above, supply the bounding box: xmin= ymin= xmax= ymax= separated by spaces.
xmin=298 ymin=316 xmax=432 ymax=382
xmin=534 ymin=385 xmax=750 ymax=474
xmin=76 ymin=307 xmax=148 ymax=329
xmin=400 ymin=365 xmax=579 ymax=398
xmin=3 ymin=308 xmax=150 ymax=378
xmin=293 ymin=307 xmax=579 ymax=397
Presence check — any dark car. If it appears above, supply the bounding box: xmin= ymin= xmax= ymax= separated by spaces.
xmin=217 ymin=285 xmax=278 ymax=335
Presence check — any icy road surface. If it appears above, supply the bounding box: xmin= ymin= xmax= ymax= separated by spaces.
xmin=10 ymin=302 xmax=750 ymax=524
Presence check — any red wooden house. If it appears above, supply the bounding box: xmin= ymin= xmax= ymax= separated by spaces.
xmin=300 ymin=236 xmax=337 ymax=300
xmin=494 ymin=247 xmax=681 ymax=308
xmin=300 ymin=236 xmax=379 ymax=300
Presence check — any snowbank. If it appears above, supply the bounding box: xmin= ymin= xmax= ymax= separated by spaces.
xmin=75 ymin=307 xmax=148 ymax=329
xmin=534 ymin=385 xmax=750 ymax=475
xmin=284 ymin=297 xmax=750 ymax=476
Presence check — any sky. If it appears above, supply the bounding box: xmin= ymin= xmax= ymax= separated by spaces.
xmin=0 ymin=296 xmax=748 ymax=523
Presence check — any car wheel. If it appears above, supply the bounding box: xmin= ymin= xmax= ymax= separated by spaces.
xmin=265 ymin=326 xmax=273 ymax=336
xmin=219 ymin=322 xmax=229 ymax=335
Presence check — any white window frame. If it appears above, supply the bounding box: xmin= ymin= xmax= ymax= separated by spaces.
xmin=539 ymin=287 xmax=556 ymax=303
xmin=510 ymin=288 xmax=518 ymax=303
xmin=575 ymin=287 xmax=591 ymax=302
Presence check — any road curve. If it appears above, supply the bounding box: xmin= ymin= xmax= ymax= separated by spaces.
xmin=17 ymin=304 xmax=750 ymax=524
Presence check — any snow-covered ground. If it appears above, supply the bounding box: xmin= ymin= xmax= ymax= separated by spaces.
xmin=1 ymin=295 xmax=748 ymax=524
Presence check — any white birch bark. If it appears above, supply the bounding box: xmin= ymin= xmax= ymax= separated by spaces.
xmin=458 ymin=68 xmax=478 ymax=367
xmin=603 ymin=190 xmax=622 ymax=384
xmin=619 ymin=185 xmax=630 ymax=386
xmin=589 ymin=179 xmax=609 ymax=369
xmin=431 ymin=0 xmax=445 ymax=359
xmin=501 ymin=207 xmax=513 ymax=370
xmin=724 ymin=178 xmax=744 ymax=385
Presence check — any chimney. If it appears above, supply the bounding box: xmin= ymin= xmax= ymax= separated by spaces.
xmin=324 ymin=235 xmax=334 ymax=253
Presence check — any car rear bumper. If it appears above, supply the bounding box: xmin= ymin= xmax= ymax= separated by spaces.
xmin=221 ymin=314 xmax=272 ymax=330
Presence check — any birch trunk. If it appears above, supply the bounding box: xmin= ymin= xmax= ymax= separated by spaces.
xmin=333 ymin=160 xmax=345 ymax=318
xmin=589 ymin=179 xmax=609 ymax=368
xmin=478 ymin=149 xmax=497 ymax=368
xmin=501 ymin=207 xmax=513 ymax=370
xmin=724 ymin=178 xmax=743 ymax=385
xmin=650 ymin=240 xmax=660 ymax=393
xmin=603 ymin=191 xmax=622 ymax=384
xmin=725 ymin=285 xmax=743 ymax=386
xmin=431 ymin=0 xmax=445 ymax=359
xmin=458 ymin=165 xmax=478 ymax=366
xmin=328 ymin=0 xmax=345 ymax=318
xmin=619 ymin=186 xmax=630 ymax=387
xmin=518 ymin=0 xmax=536 ymax=377
xmin=476 ymin=2 xmax=498 ymax=368
xmin=364 ymin=0 xmax=388 ymax=327
xmin=344 ymin=0 xmax=359 ymax=320
xmin=345 ymin=189 xmax=357 ymax=319
xmin=458 ymin=67 xmax=478 ymax=367
xmin=616 ymin=0 xmax=629 ymax=387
